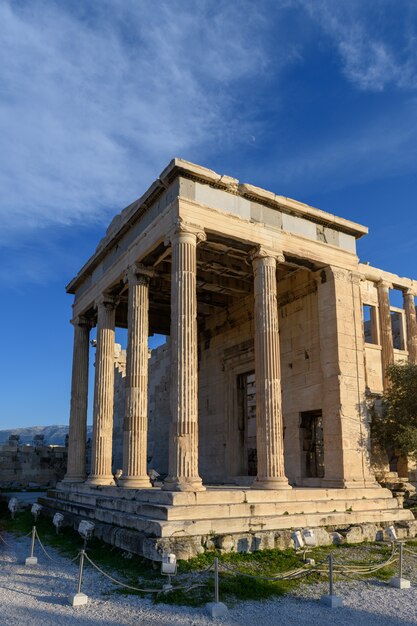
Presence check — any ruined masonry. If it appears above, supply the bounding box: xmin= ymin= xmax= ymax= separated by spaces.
xmin=43 ymin=159 xmax=417 ymax=560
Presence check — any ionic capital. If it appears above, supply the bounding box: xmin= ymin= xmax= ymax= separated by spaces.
xmin=249 ymin=245 xmax=285 ymax=266
xmin=95 ymin=294 xmax=116 ymax=311
xmin=377 ymin=279 xmax=393 ymax=291
xmin=124 ymin=263 xmax=155 ymax=285
xmin=164 ymin=219 xmax=206 ymax=246
xmin=404 ymin=287 xmax=416 ymax=298
xmin=70 ymin=315 xmax=93 ymax=329
xmin=351 ymin=271 xmax=365 ymax=286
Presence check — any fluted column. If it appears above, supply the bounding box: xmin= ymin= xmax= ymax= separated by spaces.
xmin=63 ymin=316 xmax=91 ymax=483
xmin=377 ymin=280 xmax=394 ymax=389
xmin=251 ymin=247 xmax=291 ymax=490
xmin=163 ymin=222 xmax=205 ymax=491
xmin=86 ymin=295 xmax=116 ymax=486
xmin=404 ymin=288 xmax=417 ymax=364
xmin=119 ymin=265 xmax=152 ymax=488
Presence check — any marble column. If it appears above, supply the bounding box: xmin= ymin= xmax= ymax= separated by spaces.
xmin=87 ymin=295 xmax=116 ymax=486
xmin=377 ymin=280 xmax=394 ymax=389
xmin=63 ymin=316 xmax=91 ymax=483
xmin=404 ymin=288 xmax=417 ymax=365
xmin=163 ymin=223 xmax=205 ymax=491
xmin=251 ymin=247 xmax=291 ymax=490
xmin=119 ymin=265 xmax=152 ymax=488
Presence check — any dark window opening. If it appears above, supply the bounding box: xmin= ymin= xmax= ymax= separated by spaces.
xmin=300 ymin=410 xmax=324 ymax=478
xmin=237 ymin=371 xmax=257 ymax=476
xmin=363 ymin=304 xmax=378 ymax=345
xmin=390 ymin=311 xmax=405 ymax=350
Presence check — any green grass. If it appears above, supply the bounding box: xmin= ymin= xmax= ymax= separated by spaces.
xmin=0 ymin=502 xmax=400 ymax=607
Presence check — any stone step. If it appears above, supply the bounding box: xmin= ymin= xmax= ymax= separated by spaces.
xmin=144 ymin=497 xmax=402 ymax=521
xmin=49 ymin=488 xmax=402 ymax=520
xmin=40 ymin=495 xmax=413 ymax=539
xmin=53 ymin=484 xmax=392 ymax=506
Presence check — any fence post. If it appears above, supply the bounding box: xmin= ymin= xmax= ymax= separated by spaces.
xmin=390 ymin=542 xmax=411 ymax=589
xmin=320 ymin=553 xmax=342 ymax=608
xmin=69 ymin=549 xmax=89 ymax=606
xmin=205 ymin=556 xmax=228 ymax=617
xmin=25 ymin=526 xmax=38 ymax=566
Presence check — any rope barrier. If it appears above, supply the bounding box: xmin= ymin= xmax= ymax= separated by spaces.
xmin=1 ymin=521 xmax=414 ymax=604
xmin=218 ymin=555 xmax=329 ymax=582
xmin=34 ymin=529 xmax=59 ymax=562
xmin=0 ymin=533 xmax=13 ymax=548
xmin=83 ymin=553 xmax=168 ymax=594
xmin=403 ymin=546 xmax=417 ymax=558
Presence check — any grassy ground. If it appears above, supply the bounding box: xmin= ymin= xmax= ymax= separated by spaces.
xmin=0 ymin=501 xmax=399 ymax=607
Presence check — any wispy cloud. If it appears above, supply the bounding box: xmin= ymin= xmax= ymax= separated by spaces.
xmin=0 ymin=0 xmax=296 ymax=241
xmin=300 ymin=0 xmax=417 ymax=92
xmin=1 ymin=0 xmax=417 ymax=285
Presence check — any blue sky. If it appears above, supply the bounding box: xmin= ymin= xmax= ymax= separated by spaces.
xmin=1 ymin=0 xmax=417 ymax=429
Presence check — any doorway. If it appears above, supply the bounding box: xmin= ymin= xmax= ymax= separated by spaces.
xmin=237 ymin=371 xmax=257 ymax=476
xmin=300 ymin=410 xmax=324 ymax=478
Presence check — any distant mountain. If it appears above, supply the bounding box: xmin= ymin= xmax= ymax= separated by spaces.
xmin=0 ymin=425 xmax=93 ymax=445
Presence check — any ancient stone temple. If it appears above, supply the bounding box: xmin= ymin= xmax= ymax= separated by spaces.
xmin=44 ymin=159 xmax=417 ymax=559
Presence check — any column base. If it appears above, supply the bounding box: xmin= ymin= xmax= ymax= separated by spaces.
xmin=118 ymin=476 xmax=152 ymax=489
xmin=253 ymin=477 xmax=292 ymax=490
xmin=85 ymin=475 xmax=115 ymax=486
xmin=61 ymin=474 xmax=87 ymax=484
xmin=162 ymin=477 xmax=206 ymax=492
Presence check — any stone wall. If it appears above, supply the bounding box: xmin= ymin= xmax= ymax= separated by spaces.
xmin=0 ymin=437 xmax=67 ymax=488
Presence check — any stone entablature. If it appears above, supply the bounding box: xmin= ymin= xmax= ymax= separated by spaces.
xmin=67 ymin=159 xmax=367 ymax=309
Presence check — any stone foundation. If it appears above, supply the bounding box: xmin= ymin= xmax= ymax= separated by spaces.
xmin=40 ymin=483 xmax=414 ymax=560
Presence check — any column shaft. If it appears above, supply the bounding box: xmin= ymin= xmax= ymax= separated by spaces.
xmin=120 ymin=268 xmax=152 ymax=488
xmin=63 ymin=318 xmax=90 ymax=482
xmin=377 ymin=281 xmax=394 ymax=389
xmin=404 ymin=290 xmax=417 ymax=364
xmin=252 ymin=249 xmax=290 ymax=489
xmin=87 ymin=297 xmax=116 ymax=485
xmin=163 ymin=228 xmax=204 ymax=491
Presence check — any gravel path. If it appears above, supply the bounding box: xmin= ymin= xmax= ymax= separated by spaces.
xmin=1 ymin=533 xmax=417 ymax=625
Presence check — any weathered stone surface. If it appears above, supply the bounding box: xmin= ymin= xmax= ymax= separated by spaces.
xmin=50 ymin=158 xmax=417 ymax=558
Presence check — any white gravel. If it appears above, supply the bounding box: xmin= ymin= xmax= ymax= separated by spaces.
xmin=1 ymin=533 xmax=417 ymax=625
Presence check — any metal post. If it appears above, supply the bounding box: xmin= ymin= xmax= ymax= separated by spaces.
xmin=320 ymin=552 xmax=342 ymax=607
xmin=399 ymin=542 xmax=403 ymax=580
xmin=390 ymin=542 xmax=411 ymax=589
xmin=214 ymin=557 xmax=219 ymax=604
xmin=77 ymin=549 xmax=85 ymax=594
xmin=25 ymin=526 xmax=38 ymax=565
xmin=69 ymin=548 xmax=89 ymax=606
xmin=30 ymin=527 xmax=36 ymax=558
xmin=329 ymin=553 xmax=333 ymax=597
xmin=205 ymin=557 xmax=227 ymax=617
